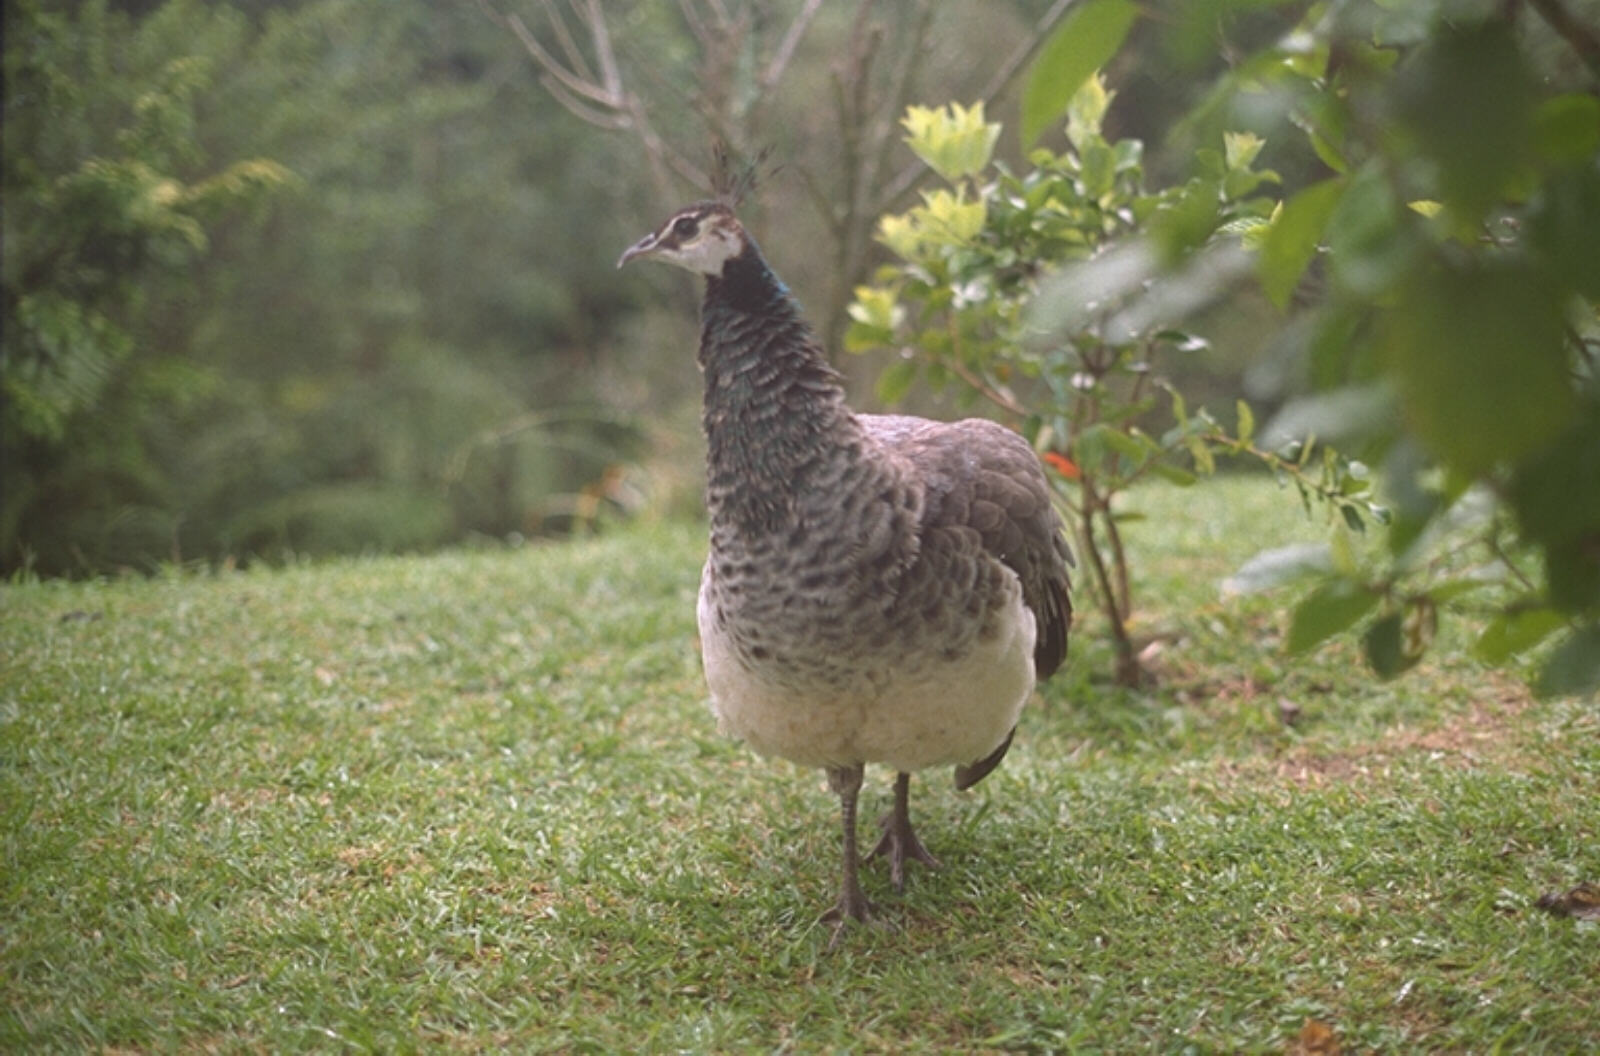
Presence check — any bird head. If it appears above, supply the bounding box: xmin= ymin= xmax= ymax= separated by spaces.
xmin=617 ymin=202 xmax=747 ymax=276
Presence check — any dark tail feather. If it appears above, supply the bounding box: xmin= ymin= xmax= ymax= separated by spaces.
xmin=1032 ymin=574 xmax=1072 ymax=681
xmin=955 ymin=726 xmax=1016 ymax=791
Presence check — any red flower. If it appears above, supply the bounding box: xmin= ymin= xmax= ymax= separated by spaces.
xmin=1042 ymin=451 xmax=1080 ymax=480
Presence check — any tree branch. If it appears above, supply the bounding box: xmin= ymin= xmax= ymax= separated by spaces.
xmin=479 ymin=0 xmax=707 ymax=200
xmin=582 ymin=0 xmax=624 ymax=99
xmin=863 ymin=0 xmax=933 ymax=203
xmin=1526 ymin=0 xmax=1600 ymax=80
xmin=535 ymin=0 xmax=594 ymax=81
xmin=676 ymin=0 xmax=711 ymax=48
xmin=541 ymin=76 xmax=630 ymax=129
xmin=761 ymin=0 xmax=827 ymax=91
xmin=482 ymin=2 xmax=618 ymax=106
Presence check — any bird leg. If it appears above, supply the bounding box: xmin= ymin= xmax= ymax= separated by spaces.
xmin=820 ymin=763 xmax=871 ymax=941
xmin=870 ymin=770 xmax=941 ymax=891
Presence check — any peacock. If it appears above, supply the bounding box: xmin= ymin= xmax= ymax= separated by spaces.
xmin=618 ymin=187 xmax=1072 ymax=939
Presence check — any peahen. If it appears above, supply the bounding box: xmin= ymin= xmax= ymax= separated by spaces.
xmin=619 ymin=192 xmax=1072 ymax=938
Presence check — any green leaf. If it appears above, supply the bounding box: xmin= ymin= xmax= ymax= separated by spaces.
xmin=1101 ymin=427 xmax=1154 ymax=460
xmin=1183 ymin=433 xmax=1216 ymax=475
xmin=1021 ymin=0 xmax=1139 ymax=148
xmin=1384 ymin=259 xmax=1573 ymax=477
xmin=1288 ymin=579 xmax=1380 ymax=655
xmin=1326 ymin=164 xmax=1412 ymax=298
xmin=1425 ymin=578 xmax=1493 ymax=605
xmin=1362 ymin=612 xmax=1412 ymax=679
xmin=1530 ymin=165 xmax=1600 ymax=299
xmin=875 ymin=359 xmax=918 ymax=404
xmin=1535 ymin=624 xmax=1600 ymax=699
xmin=1235 ymin=399 xmax=1254 ymax=445
xmin=1393 ymin=18 xmax=1535 ymax=218
xmin=1151 ymin=178 xmax=1221 ymax=261
xmin=1292 ymin=91 xmax=1350 ymax=174
xmin=1149 ymin=462 xmax=1198 ymax=486
xmin=1474 ymin=608 xmax=1568 ymax=664
xmin=844 ymin=321 xmax=893 ymax=354
xmin=1532 ymin=94 xmax=1600 ymax=168
xmin=1259 ymin=177 xmax=1346 ymax=310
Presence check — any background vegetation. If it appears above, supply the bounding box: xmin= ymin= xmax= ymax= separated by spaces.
xmin=2 ymin=0 xmax=1061 ymax=574
xmin=8 ymin=0 xmax=1595 ymax=694
xmin=0 ymin=0 xmax=1345 ymax=574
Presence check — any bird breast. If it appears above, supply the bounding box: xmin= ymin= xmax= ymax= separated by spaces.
xmin=696 ymin=525 xmax=1038 ymax=773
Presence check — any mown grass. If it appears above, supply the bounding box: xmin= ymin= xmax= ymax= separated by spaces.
xmin=3 ymin=477 xmax=1595 ymax=1052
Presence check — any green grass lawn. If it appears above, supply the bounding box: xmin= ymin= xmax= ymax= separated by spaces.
xmin=3 ymin=477 xmax=1596 ymax=1052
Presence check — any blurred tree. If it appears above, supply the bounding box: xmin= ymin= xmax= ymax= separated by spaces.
xmin=2 ymin=0 xmax=293 ymax=569
xmin=3 ymin=0 xmax=646 ymax=573
xmin=480 ymin=0 xmax=1088 ymax=354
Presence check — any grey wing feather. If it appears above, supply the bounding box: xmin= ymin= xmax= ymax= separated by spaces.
xmin=861 ymin=414 xmax=1073 ymax=680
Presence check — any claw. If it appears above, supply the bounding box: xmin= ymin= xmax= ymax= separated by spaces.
xmin=820 ymin=886 xmax=873 ymax=949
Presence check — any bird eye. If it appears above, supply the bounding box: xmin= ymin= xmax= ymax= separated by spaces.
xmin=672 ymin=216 xmax=700 ymax=239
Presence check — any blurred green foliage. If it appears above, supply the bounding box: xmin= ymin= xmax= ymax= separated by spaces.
xmin=3 ymin=0 xmax=646 ymax=574
xmin=849 ymin=82 xmax=1378 ymax=685
xmin=857 ymin=0 xmax=1599 ymax=695
xmin=1213 ymin=0 xmax=1600 ymax=696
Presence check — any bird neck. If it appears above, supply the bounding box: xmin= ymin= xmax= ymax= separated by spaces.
xmin=698 ymin=242 xmax=856 ymax=535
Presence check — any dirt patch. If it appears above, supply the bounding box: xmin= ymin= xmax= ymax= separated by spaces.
xmin=1220 ymin=672 xmax=1539 ymax=791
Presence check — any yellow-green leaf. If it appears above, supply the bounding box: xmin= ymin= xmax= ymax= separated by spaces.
xmin=902 ymin=101 xmax=1001 ymax=184
xmin=1021 ymin=0 xmax=1138 ymax=148
xmin=1223 ymin=131 xmax=1265 ymax=170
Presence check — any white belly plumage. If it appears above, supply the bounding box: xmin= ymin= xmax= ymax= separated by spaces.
xmin=696 ymin=568 xmax=1037 ymax=773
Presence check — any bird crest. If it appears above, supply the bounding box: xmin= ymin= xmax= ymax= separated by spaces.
xmin=709 ymin=142 xmax=777 ymax=209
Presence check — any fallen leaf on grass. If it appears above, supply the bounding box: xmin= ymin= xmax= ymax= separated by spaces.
xmin=1290 ymin=1017 xmax=1341 ymax=1055
xmin=1534 ymin=882 xmax=1600 ymax=920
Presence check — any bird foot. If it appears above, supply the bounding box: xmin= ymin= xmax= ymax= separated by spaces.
xmin=869 ymin=811 xmax=942 ymax=893
xmin=819 ymin=886 xmax=873 ymax=949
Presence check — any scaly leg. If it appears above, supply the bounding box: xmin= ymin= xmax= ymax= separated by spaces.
xmin=869 ymin=770 xmax=941 ymax=892
xmin=820 ymin=763 xmax=871 ymax=943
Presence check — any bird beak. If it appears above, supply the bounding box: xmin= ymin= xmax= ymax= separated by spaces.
xmin=617 ymin=232 xmax=660 ymax=269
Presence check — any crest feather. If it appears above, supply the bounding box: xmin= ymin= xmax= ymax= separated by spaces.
xmin=710 ymin=142 xmax=778 ymax=207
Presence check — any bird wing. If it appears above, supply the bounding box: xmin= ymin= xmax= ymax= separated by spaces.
xmin=859 ymin=414 xmax=1073 ymax=681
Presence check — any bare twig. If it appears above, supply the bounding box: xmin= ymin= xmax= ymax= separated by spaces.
xmin=794 ymin=165 xmax=845 ymax=239
xmin=676 ymin=0 xmax=710 ymax=47
xmin=541 ymin=78 xmax=631 ymax=130
xmin=477 ymin=0 xmax=706 ymax=197
xmin=761 ymin=0 xmax=827 ymax=91
xmin=1486 ymin=533 xmax=1540 ymax=594
xmin=862 ymin=0 xmax=934 ymax=208
xmin=1103 ymin=497 xmax=1132 ymax=617
xmin=589 ymin=1 xmax=628 ymax=97
xmin=498 ymin=7 xmax=615 ymax=105
xmin=535 ymin=0 xmax=594 ymax=80
xmin=944 ymin=357 xmax=1030 ymax=418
